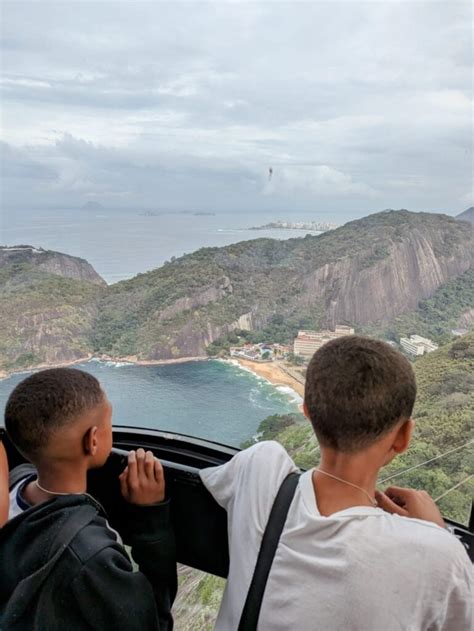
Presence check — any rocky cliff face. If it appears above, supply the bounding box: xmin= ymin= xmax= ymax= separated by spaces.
xmin=301 ymin=226 xmax=473 ymax=327
xmin=0 ymin=246 xmax=104 ymax=371
xmin=0 ymin=245 xmax=106 ymax=285
xmin=158 ymin=276 xmax=233 ymax=322
xmin=14 ymin=306 xmax=96 ymax=365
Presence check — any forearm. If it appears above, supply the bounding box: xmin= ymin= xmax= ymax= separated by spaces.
xmin=126 ymin=501 xmax=177 ymax=629
xmin=118 ymin=449 xmax=177 ymax=628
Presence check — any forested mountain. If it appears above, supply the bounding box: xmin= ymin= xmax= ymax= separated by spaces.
xmin=0 ymin=245 xmax=105 ymax=285
xmin=0 ymin=210 xmax=472 ymax=372
xmin=92 ymin=210 xmax=472 ymax=361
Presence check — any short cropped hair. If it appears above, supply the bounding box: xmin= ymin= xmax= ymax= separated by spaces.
xmin=5 ymin=368 xmax=104 ymax=458
xmin=304 ymin=336 xmax=416 ymax=452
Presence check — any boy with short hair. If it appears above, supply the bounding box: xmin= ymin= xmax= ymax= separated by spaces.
xmin=0 ymin=368 xmax=177 ymax=630
xmin=201 ymin=336 xmax=473 ymax=630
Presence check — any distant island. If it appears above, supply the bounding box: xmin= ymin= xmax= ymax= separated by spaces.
xmin=249 ymin=220 xmax=339 ymax=232
xmin=82 ymin=201 xmax=104 ymax=211
xmin=139 ymin=210 xmax=216 ymax=217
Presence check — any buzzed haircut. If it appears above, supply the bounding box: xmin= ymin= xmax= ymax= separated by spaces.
xmin=304 ymin=336 xmax=416 ymax=452
xmin=5 ymin=368 xmax=104 ymax=458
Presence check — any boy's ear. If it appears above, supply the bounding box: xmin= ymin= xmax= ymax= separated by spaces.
xmin=83 ymin=426 xmax=98 ymax=457
xmin=392 ymin=418 xmax=414 ymax=455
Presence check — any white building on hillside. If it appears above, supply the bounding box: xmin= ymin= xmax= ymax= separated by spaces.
xmin=293 ymin=325 xmax=354 ymax=358
xmin=400 ymin=335 xmax=438 ymax=357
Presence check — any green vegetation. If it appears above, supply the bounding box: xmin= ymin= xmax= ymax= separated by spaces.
xmin=240 ymin=413 xmax=306 ymax=449
xmin=0 ymin=268 xmax=103 ymax=371
xmin=1 ymin=210 xmax=472 ymax=371
xmin=87 ymin=210 xmax=471 ymax=361
xmin=173 ymin=567 xmax=225 ymax=631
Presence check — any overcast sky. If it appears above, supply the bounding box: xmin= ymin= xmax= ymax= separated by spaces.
xmin=0 ymin=1 xmax=472 ymax=217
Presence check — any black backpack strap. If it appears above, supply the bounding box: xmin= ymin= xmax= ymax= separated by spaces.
xmin=9 ymin=463 xmax=37 ymax=490
xmin=238 ymin=471 xmax=300 ymax=631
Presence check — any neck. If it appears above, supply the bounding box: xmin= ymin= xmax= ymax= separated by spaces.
xmin=24 ymin=461 xmax=88 ymax=506
xmin=312 ymin=448 xmax=381 ymax=514
xmin=318 ymin=450 xmax=380 ymax=494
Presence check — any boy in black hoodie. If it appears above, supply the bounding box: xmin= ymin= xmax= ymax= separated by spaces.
xmin=0 ymin=368 xmax=177 ymax=631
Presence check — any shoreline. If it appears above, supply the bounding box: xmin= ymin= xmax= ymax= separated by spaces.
xmin=232 ymin=357 xmax=305 ymax=401
xmin=0 ymin=355 xmax=95 ymax=381
xmin=118 ymin=354 xmax=207 ymax=366
xmin=0 ymin=354 xmax=305 ymax=412
xmin=0 ymin=354 xmax=208 ymax=381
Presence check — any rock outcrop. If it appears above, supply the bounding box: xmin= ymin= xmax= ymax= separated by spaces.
xmin=0 ymin=246 xmax=104 ymax=371
xmin=301 ymin=226 xmax=473 ymax=327
xmin=158 ymin=276 xmax=233 ymax=322
xmin=0 ymin=245 xmax=106 ymax=285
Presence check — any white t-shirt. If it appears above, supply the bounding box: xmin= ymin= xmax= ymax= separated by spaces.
xmin=200 ymin=441 xmax=473 ymax=631
xmin=9 ymin=473 xmax=36 ymax=520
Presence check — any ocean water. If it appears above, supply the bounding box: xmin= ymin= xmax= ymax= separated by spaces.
xmin=0 ymin=360 xmax=302 ymax=447
xmin=1 ymin=207 xmax=330 ymax=283
xmin=0 ymin=207 xmax=310 ymax=444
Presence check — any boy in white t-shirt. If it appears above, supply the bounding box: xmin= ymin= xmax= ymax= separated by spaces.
xmin=201 ymin=336 xmax=472 ymax=630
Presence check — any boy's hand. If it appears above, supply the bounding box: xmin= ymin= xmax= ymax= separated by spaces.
xmin=119 ymin=449 xmax=165 ymax=505
xmin=375 ymin=486 xmax=445 ymax=528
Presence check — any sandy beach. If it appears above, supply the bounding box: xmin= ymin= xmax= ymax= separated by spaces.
xmin=235 ymin=358 xmax=305 ymax=398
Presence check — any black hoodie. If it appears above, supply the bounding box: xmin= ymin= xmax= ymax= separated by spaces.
xmin=0 ymin=493 xmax=177 ymax=630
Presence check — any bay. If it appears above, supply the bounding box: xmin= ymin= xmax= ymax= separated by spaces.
xmin=0 ymin=360 xmax=302 ymax=448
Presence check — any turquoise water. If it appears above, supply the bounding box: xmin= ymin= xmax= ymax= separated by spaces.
xmin=0 ymin=359 xmax=302 ymax=447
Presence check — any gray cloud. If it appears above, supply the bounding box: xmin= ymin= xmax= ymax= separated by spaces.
xmin=1 ymin=1 xmax=472 ymax=216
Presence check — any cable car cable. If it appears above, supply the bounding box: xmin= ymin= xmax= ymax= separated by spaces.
xmin=434 ymin=474 xmax=474 ymax=503
xmin=379 ymin=439 xmax=474 ymax=484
